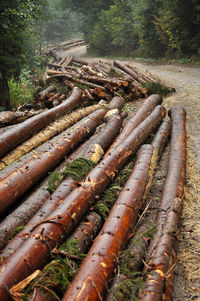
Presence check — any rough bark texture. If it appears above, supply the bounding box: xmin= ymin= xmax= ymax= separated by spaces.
xmin=0 ymin=105 xmax=166 ymax=301
xmin=0 ymin=110 xmax=122 ymax=257
xmin=0 ymin=109 xmax=106 ymax=215
xmin=104 ymin=94 xmax=162 ymax=155
xmin=62 ymin=144 xmax=155 ymax=301
xmin=141 ymin=106 xmax=186 ymax=301
xmin=0 ymin=87 xmax=83 ymax=157
xmin=0 ymin=103 xmax=103 ymax=171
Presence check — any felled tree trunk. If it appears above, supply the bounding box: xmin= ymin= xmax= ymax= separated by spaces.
xmin=1 ymin=109 xmax=122 ymax=257
xmin=62 ymin=144 xmax=155 ymax=301
xmin=140 ymin=106 xmax=186 ymax=301
xmin=0 ymin=109 xmax=106 ymax=215
xmin=105 ymin=94 xmax=162 ymax=155
xmin=0 ymin=87 xmax=83 ymax=158
xmin=0 ymin=103 xmax=103 ymax=171
xmin=0 ymin=106 xmax=166 ymax=301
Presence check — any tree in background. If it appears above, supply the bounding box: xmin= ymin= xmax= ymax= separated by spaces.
xmin=42 ymin=0 xmax=83 ymax=44
xmin=64 ymin=0 xmax=200 ymax=59
xmin=0 ymin=0 xmax=43 ymax=109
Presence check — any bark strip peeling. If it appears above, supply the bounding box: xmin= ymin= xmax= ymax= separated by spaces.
xmin=0 ymin=109 xmax=106 ymax=215
xmin=0 ymin=105 xmax=165 ymax=301
xmin=62 ymin=144 xmax=155 ymax=301
xmin=141 ymin=106 xmax=186 ymax=301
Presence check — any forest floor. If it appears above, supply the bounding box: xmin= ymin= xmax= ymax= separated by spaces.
xmin=57 ymin=45 xmax=200 ymax=300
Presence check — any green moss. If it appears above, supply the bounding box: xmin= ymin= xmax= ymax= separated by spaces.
xmin=144 ymin=81 xmax=172 ymax=96
xmin=23 ymin=239 xmax=85 ymax=300
xmin=94 ymin=162 xmax=134 ymax=220
xmin=48 ymin=157 xmax=96 ymax=192
xmin=108 ymin=68 xmax=124 ymax=78
xmin=6 ymin=225 xmax=24 ymax=244
xmin=112 ymin=278 xmax=143 ymax=301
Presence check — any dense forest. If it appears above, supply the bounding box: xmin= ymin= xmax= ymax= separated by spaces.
xmin=0 ymin=0 xmax=200 ymax=109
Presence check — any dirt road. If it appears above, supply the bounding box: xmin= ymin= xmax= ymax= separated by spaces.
xmin=58 ymin=45 xmax=200 ymax=300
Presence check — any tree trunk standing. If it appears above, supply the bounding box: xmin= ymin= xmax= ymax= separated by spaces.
xmin=0 ymin=71 xmax=10 ymax=110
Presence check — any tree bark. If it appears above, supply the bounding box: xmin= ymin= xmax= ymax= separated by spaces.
xmin=0 ymin=71 xmax=11 ymax=110
xmin=0 ymin=106 xmax=166 ymax=301
xmin=0 ymin=87 xmax=83 ymax=158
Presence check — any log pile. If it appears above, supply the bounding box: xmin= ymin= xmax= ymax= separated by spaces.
xmin=0 ymin=47 xmax=185 ymax=301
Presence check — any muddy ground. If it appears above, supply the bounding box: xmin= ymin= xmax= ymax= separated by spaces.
xmin=57 ymin=45 xmax=200 ymax=300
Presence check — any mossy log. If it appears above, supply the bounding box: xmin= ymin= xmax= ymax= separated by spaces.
xmin=27 ymin=211 xmax=102 ymax=301
xmin=106 ymin=120 xmax=171 ymax=301
xmin=1 ymin=110 xmax=122 ymax=258
xmin=140 ymin=198 xmax=182 ymax=301
xmin=0 ymin=109 xmax=106 ymax=215
xmin=141 ymin=106 xmax=186 ymax=301
xmin=0 ymin=87 xmax=83 ymax=158
xmin=0 ymin=103 xmax=103 ymax=171
xmin=62 ymin=144 xmax=156 ymax=301
xmin=0 ymin=103 xmax=121 ymax=251
xmin=105 ymin=94 xmax=162 ymax=155
xmin=147 ymin=106 xmax=186 ymax=260
xmin=0 ymin=105 xmax=166 ymax=300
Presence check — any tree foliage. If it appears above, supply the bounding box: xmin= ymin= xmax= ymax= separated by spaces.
xmin=0 ymin=0 xmax=44 ymax=109
xmin=65 ymin=0 xmax=200 ymax=59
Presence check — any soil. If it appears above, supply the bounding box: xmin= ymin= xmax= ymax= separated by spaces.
xmin=56 ymin=45 xmax=200 ymax=300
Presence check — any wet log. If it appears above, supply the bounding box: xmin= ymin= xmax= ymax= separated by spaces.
xmin=38 ymin=86 xmax=56 ymax=100
xmin=27 ymin=211 xmax=102 ymax=301
xmin=0 ymin=109 xmax=106 ymax=215
xmin=106 ymin=120 xmax=171 ymax=301
xmin=104 ymin=94 xmax=163 ymax=155
xmin=0 ymin=106 xmax=166 ymax=300
xmin=0 ymin=104 xmax=103 ymax=171
xmin=1 ymin=109 xmax=122 ymax=257
xmin=0 ymin=87 xmax=83 ymax=158
xmin=62 ymin=144 xmax=155 ymax=300
xmin=147 ymin=106 xmax=186 ymax=259
xmin=140 ymin=198 xmax=182 ymax=301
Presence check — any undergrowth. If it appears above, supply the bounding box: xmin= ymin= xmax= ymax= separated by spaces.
xmin=110 ymin=226 xmax=157 ymax=300
xmin=144 ymin=81 xmax=172 ymax=96
xmin=94 ymin=161 xmax=135 ymax=221
xmin=22 ymin=239 xmax=85 ymax=300
xmin=48 ymin=157 xmax=96 ymax=192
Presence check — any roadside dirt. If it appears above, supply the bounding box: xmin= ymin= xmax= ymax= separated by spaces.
xmin=58 ymin=45 xmax=200 ymax=300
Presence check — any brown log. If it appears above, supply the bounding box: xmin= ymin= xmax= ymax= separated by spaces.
xmin=140 ymin=198 xmax=182 ymax=301
xmin=0 ymin=106 xmax=166 ymax=300
xmin=72 ymin=57 xmax=89 ymax=66
xmin=63 ymin=56 xmax=73 ymax=67
xmin=104 ymin=94 xmax=163 ymax=155
xmin=0 ymin=111 xmax=27 ymax=126
xmin=147 ymin=106 xmax=186 ymax=259
xmin=1 ymin=110 xmax=122 ymax=257
xmin=0 ymin=87 xmax=83 ymax=158
xmin=38 ymin=86 xmax=56 ymax=100
xmin=62 ymin=144 xmax=155 ymax=300
xmin=114 ymin=60 xmax=142 ymax=81
xmin=28 ymin=211 xmax=102 ymax=301
xmin=140 ymin=107 xmax=186 ymax=301
xmin=47 ymin=92 xmax=62 ymax=102
xmin=0 ymin=109 xmax=106 ymax=215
